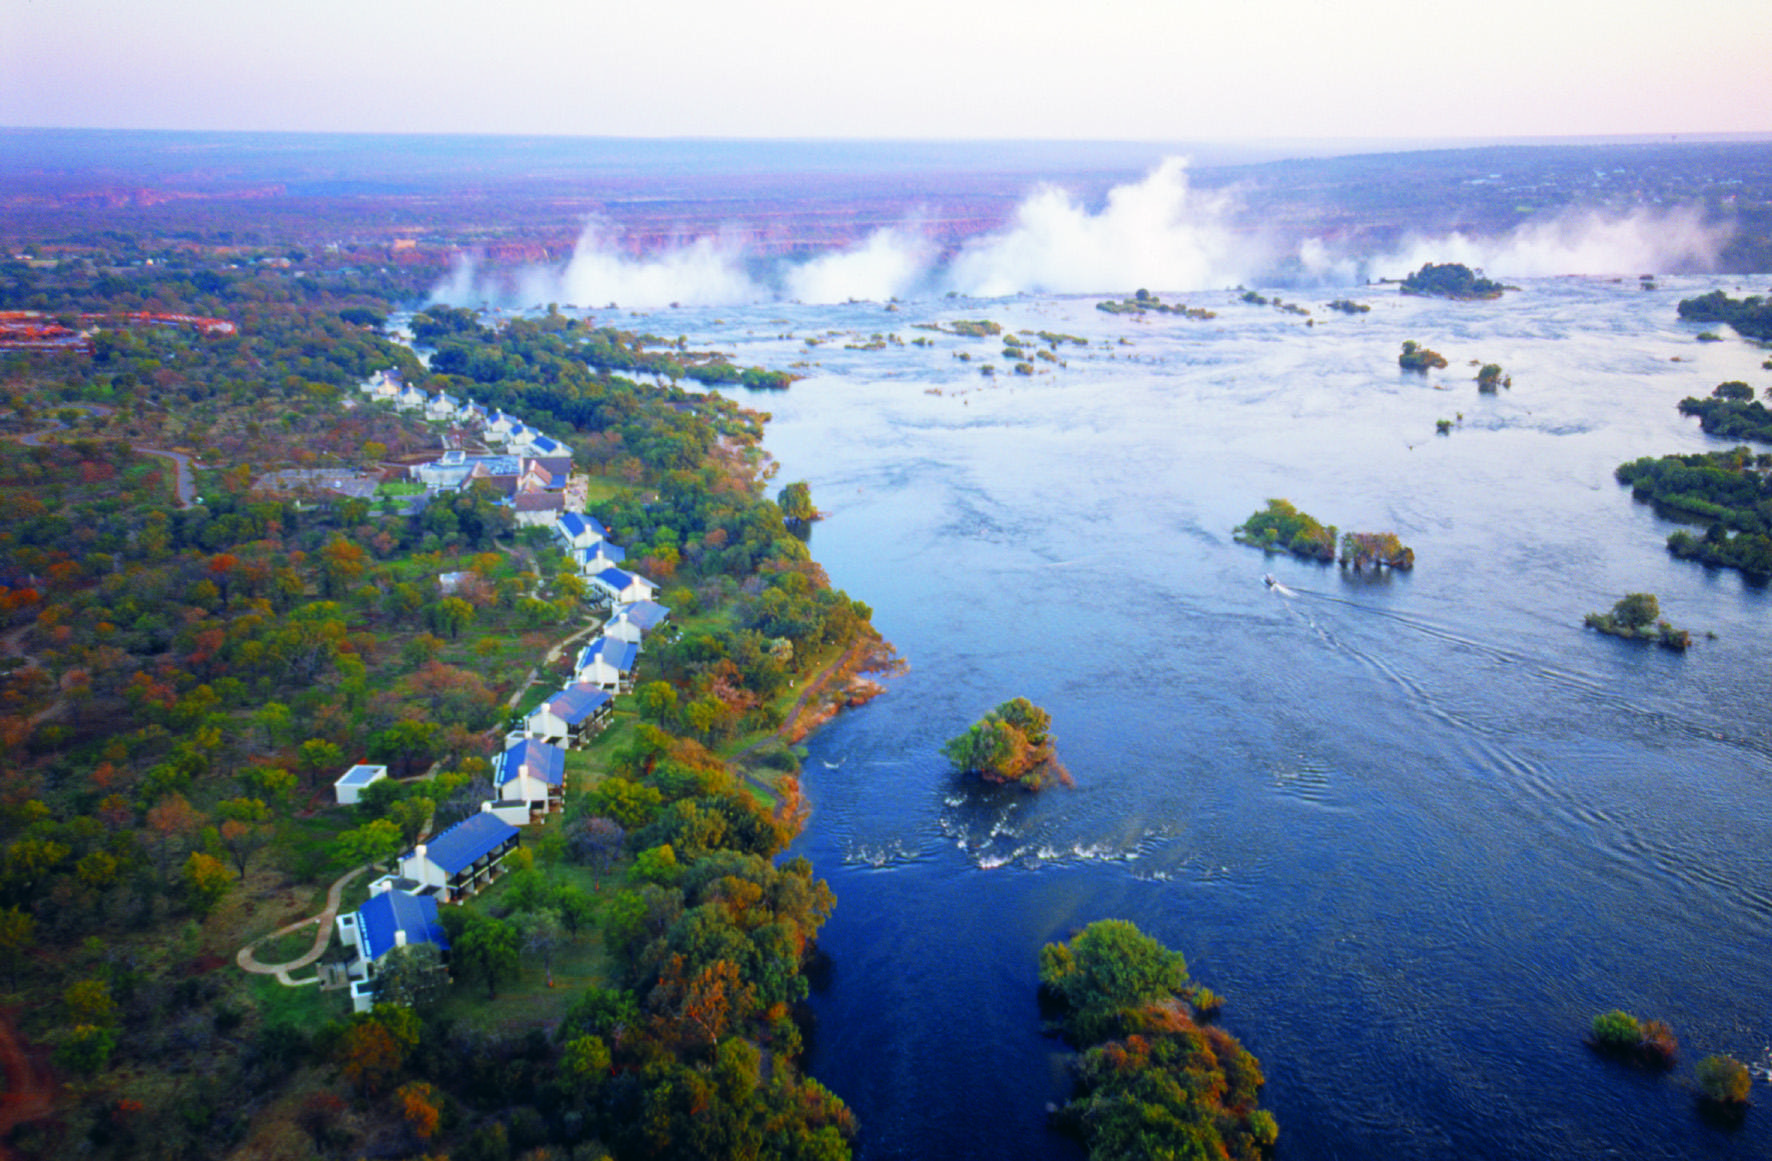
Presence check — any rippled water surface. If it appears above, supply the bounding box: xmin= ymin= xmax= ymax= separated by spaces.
xmin=664 ymin=278 xmax=1772 ymax=1159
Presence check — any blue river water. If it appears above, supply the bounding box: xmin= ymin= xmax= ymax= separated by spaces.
xmin=656 ymin=277 xmax=1772 ymax=1159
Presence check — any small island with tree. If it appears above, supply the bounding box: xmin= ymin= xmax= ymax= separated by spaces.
xmin=1589 ymin=1009 xmax=1679 ymax=1069
xmin=1399 ymin=340 xmax=1450 ymax=371
xmin=942 ymin=697 xmax=1071 ymax=790
xmin=1039 ymin=919 xmax=1278 ymax=1161
xmin=1677 ymin=380 xmax=1772 ymax=442
xmin=1477 ymin=362 xmax=1511 ymax=391
xmin=1399 ymin=261 xmax=1506 ymax=299
xmin=1340 ymin=531 xmax=1415 ymax=571
xmin=1097 ymin=288 xmax=1216 ymax=319
xmin=1235 ymin=498 xmax=1337 ymax=562
xmin=1677 ymin=289 xmax=1772 ymax=341
xmin=1238 ymin=500 xmax=1415 ymax=570
xmin=1584 ymin=593 xmax=1691 ymax=650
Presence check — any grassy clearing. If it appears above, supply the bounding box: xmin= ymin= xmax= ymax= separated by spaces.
xmin=579 ymin=474 xmax=631 ymax=505
xmin=248 ymin=970 xmax=342 ymax=1029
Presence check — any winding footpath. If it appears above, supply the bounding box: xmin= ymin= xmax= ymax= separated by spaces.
xmin=2 ymin=405 xmax=196 ymax=506
xmin=235 ymin=863 xmax=371 ymax=986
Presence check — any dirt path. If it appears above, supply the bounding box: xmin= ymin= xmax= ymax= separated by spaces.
xmin=1 ymin=406 xmax=195 ymax=507
xmin=235 ymin=863 xmax=371 ymax=986
xmin=503 ymin=620 xmax=602 ymax=711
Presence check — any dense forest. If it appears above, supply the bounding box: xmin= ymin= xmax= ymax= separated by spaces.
xmin=0 ymin=239 xmax=879 ymax=1158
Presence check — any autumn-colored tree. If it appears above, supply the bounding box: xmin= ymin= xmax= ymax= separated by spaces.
xmin=145 ymin=792 xmax=207 ymax=879
xmin=318 ymin=535 xmax=368 ymax=598
xmin=64 ymin=977 xmax=117 ymax=1026
xmin=217 ymin=796 xmax=274 ymax=876
xmin=395 ymin=1080 xmax=440 ymax=1141
xmin=335 ymin=1006 xmax=421 ymax=1095
xmin=182 ymin=851 xmax=231 ymax=917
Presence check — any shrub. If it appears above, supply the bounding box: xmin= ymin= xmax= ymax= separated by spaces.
xmin=1589 ymin=1009 xmax=1677 ymax=1068
xmin=1695 ymin=1054 xmax=1752 ymax=1104
xmin=1590 ymin=1009 xmax=1641 ymax=1052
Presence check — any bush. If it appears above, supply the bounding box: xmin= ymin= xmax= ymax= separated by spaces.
xmin=1589 ymin=1009 xmax=1676 ymax=1068
xmin=1695 ymin=1054 xmax=1752 ymax=1104
xmin=1590 ymin=1009 xmax=1641 ymax=1052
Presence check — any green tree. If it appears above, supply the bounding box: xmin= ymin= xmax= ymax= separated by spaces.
xmin=372 ymin=943 xmax=448 ymax=1012
xmin=777 ymin=481 xmax=817 ymax=525
xmin=297 ymin=738 xmax=345 ymax=790
xmin=338 ymin=818 xmax=404 ymax=868
xmin=455 ymin=915 xmax=520 ymax=1000
xmin=515 ymin=908 xmax=566 ymax=987
xmin=428 ymin=596 xmax=474 ymax=639
xmin=1611 ymin=593 xmax=1660 ymax=630
xmin=1039 ymin=918 xmax=1190 ymax=1045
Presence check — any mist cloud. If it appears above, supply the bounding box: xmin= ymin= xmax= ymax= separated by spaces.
xmin=428 ymin=161 xmax=1733 ymax=309
xmin=942 ymin=158 xmax=1256 ymax=296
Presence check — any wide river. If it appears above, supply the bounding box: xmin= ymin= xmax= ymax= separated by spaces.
xmin=661 ymin=276 xmax=1772 ymax=1159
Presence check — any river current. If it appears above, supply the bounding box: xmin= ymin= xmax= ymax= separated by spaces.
xmin=660 ymin=276 xmax=1772 ymax=1159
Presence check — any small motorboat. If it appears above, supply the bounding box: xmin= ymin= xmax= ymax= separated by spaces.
xmin=1263 ymin=573 xmax=1277 ymax=588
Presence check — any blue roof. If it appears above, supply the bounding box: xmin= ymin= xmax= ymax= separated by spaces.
xmin=416 ymin=813 xmax=519 ymax=876
xmin=541 ymin=685 xmax=611 ymax=725
xmin=586 ymin=636 xmax=639 ymax=672
xmin=595 ymin=566 xmax=647 ymax=591
xmin=358 ymin=890 xmax=448 ymax=962
xmin=496 ymin=737 xmax=567 ymax=787
xmin=614 ymin=600 xmax=670 ymax=631
xmin=556 ymin=512 xmax=607 ymax=541
xmin=577 ymin=543 xmax=626 ymax=566
xmin=530 ymin=436 xmax=562 ymax=454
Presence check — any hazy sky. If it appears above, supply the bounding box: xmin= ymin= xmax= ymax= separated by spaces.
xmin=4 ymin=0 xmax=1769 ymax=141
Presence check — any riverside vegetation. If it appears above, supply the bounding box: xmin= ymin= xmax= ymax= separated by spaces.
xmin=1614 ymin=378 xmax=1772 ymax=582
xmin=1039 ymin=920 xmax=1277 ymax=1161
xmin=0 ymin=240 xmax=877 ymax=1158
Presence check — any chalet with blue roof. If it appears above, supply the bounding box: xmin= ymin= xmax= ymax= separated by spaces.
xmin=573 ymin=541 xmax=626 ymax=574
xmin=589 ymin=566 xmax=657 ymax=606
xmin=493 ymin=736 xmax=569 ymax=817
xmin=525 ymin=683 xmax=613 ymax=749
xmin=604 ymin=600 xmax=671 ymax=649
xmin=335 ymin=884 xmax=450 ymax=1012
xmin=397 ymin=812 xmax=521 ymax=903
xmin=555 ymin=512 xmax=608 ymax=551
xmin=575 ymin=635 xmax=639 ymax=692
